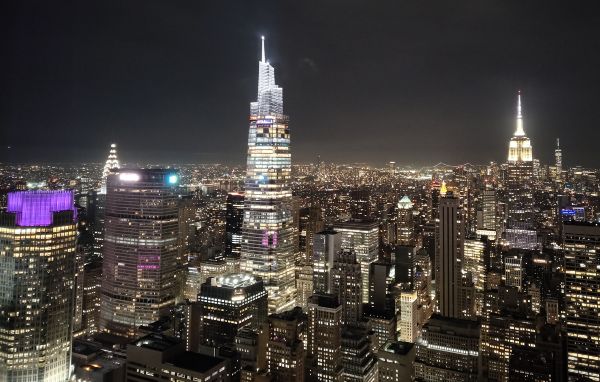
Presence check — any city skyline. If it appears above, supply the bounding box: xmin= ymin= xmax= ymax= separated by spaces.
xmin=1 ymin=3 xmax=599 ymax=381
xmin=3 ymin=1 xmax=600 ymax=166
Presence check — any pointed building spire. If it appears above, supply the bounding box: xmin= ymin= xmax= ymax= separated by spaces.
xmin=514 ymin=90 xmax=525 ymax=137
xmin=557 ymin=138 xmax=560 ymax=148
xmin=261 ymin=35 xmax=266 ymax=63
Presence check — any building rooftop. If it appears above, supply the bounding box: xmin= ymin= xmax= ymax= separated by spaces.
xmin=166 ymin=351 xmax=224 ymax=374
xmin=215 ymin=273 xmax=258 ymax=288
xmin=308 ymin=293 xmax=340 ymax=309
xmin=132 ymin=333 xmax=180 ymax=352
xmin=381 ymin=340 xmax=414 ymax=355
xmin=269 ymin=306 xmax=305 ymax=322
xmin=6 ymin=190 xmax=76 ymax=226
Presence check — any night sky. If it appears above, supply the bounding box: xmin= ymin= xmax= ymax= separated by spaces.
xmin=2 ymin=1 xmax=600 ymax=166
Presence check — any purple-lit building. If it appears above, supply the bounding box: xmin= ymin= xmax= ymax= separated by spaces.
xmin=0 ymin=190 xmax=77 ymax=381
xmin=99 ymin=169 xmax=181 ymax=337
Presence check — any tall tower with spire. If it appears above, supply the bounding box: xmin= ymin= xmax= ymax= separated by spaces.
xmin=241 ymin=36 xmax=296 ymax=313
xmin=505 ymin=92 xmax=536 ymax=244
xmin=555 ymin=138 xmax=562 ymax=184
xmin=507 ymin=92 xmax=533 ymax=163
xmin=101 ymin=143 xmax=120 ymax=193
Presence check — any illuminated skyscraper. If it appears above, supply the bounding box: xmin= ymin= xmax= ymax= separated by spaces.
xmin=563 ymin=222 xmax=600 ymax=381
xmin=506 ymin=91 xmax=535 ymax=229
xmin=0 ymin=191 xmax=77 ymax=381
xmin=266 ymin=307 xmax=306 ymax=381
xmin=100 ymin=169 xmax=181 ymax=337
xmin=331 ymin=250 xmax=363 ymax=324
xmin=241 ymin=36 xmax=296 ymax=313
xmin=225 ymin=192 xmax=244 ymax=259
xmin=307 ymin=293 xmax=343 ymax=382
xmin=313 ymin=229 xmax=341 ymax=294
xmin=100 ymin=143 xmax=120 ymax=192
xmin=397 ymin=195 xmax=415 ymax=245
xmin=334 ymin=220 xmax=379 ymax=304
xmin=555 ymin=138 xmax=563 ymax=184
xmin=198 ymin=273 xmax=267 ymax=347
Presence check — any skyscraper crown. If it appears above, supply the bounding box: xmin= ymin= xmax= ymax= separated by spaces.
xmin=250 ymin=36 xmax=283 ymax=116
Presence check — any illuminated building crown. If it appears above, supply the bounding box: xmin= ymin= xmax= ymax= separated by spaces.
xmin=250 ymin=36 xmax=283 ymax=116
xmin=507 ymin=92 xmax=533 ymax=163
xmin=101 ymin=143 xmax=120 ymax=193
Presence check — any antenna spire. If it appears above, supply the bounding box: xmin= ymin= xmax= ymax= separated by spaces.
xmin=261 ymin=36 xmax=266 ymax=63
xmin=514 ymin=90 xmax=525 ymax=136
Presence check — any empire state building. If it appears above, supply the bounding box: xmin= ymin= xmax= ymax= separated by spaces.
xmin=506 ymin=92 xmax=536 ymax=245
xmin=241 ymin=36 xmax=296 ymax=313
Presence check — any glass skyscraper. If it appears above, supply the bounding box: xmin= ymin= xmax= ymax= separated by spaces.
xmin=0 ymin=190 xmax=77 ymax=382
xmin=99 ymin=169 xmax=181 ymax=337
xmin=241 ymin=36 xmax=296 ymax=313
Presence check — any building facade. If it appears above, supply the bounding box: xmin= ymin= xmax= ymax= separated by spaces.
xmin=100 ymin=169 xmax=181 ymax=337
xmin=563 ymin=222 xmax=600 ymax=381
xmin=0 ymin=191 xmax=77 ymax=381
xmin=241 ymin=36 xmax=296 ymax=314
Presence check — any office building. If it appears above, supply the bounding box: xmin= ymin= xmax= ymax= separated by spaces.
xmin=198 ymin=273 xmax=267 ymax=346
xmin=414 ymin=315 xmax=480 ymax=382
xmin=504 ymin=253 xmax=523 ymax=291
xmin=296 ymin=264 xmax=314 ymax=310
xmin=266 ymin=307 xmax=306 ymax=382
xmin=334 ymin=220 xmax=379 ymax=304
xmin=307 ymin=293 xmax=343 ymax=382
xmin=398 ymin=290 xmax=419 ymax=342
xmin=241 ymin=36 xmax=296 ymax=313
xmin=477 ymin=186 xmax=497 ymax=239
xmin=397 ymin=195 xmax=415 ymax=245
xmin=0 ymin=190 xmax=77 ymax=381
xmin=126 ymin=334 xmax=228 ymax=382
xmin=225 ymin=192 xmax=244 ymax=259
xmin=377 ymin=341 xmax=415 ymax=382
xmin=563 ymin=222 xmax=600 ymax=381
xmin=340 ymin=325 xmax=378 ymax=382
xmin=506 ymin=92 xmax=535 ymax=233
xmin=330 ymin=250 xmax=363 ymax=324
xmin=313 ymin=229 xmax=341 ymax=293
xmin=480 ymin=313 xmax=537 ymax=381
xmin=100 ymin=169 xmax=181 ymax=337
xmin=436 ymin=192 xmax=464 ymax=318
xmin=299 ymin=206 xmax=325 ymax=262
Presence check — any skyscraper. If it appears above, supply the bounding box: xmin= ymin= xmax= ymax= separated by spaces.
xmin=334 ymin=220 xmax=379 ymax=304
xmin=0 ymin=190 xmax=77 ymax=381
xmin=397 ymin=195 xmax=415 ymax=245
xmin=307 ymin=293 xmax=343 ymax=382
xmin=436 ymin=192 xmax=464 ymax=318
xmin=225 ymin=192 xmax=244 ymax=259
xmin=198 ymin=273 xmax=268 ymax=347
xmin=506 ymin=91 xmax=535 ymax=229
xmin=563 ymin=222 xmax=600 ymax=381
xmin=100 ymin=169 xmax=181 ymax=337
xmin=299 ymin=206 xmax=325 ymax=263
xmin=241 ymin=36 xmax=296 ymax=313
xmin=101 ymin=143 xmax=120 ymax=192
xmin=266 ymin=307 xmax=306 ymax=381
xmin=330 ymin=250 xmax=363 ymax=324
xmin=555 ymin=138 xmax=563 ymax=184
xmin=313 ymin=229 xmax=341 ymax=294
